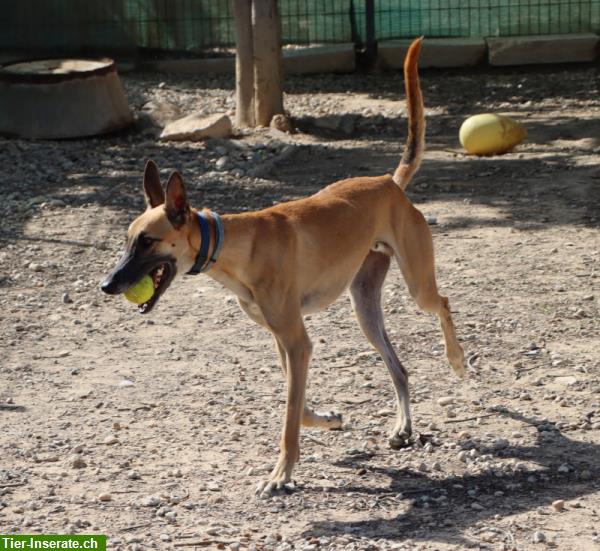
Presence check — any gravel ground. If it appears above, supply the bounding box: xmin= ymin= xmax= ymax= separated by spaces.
xmin=1 ymin=64 xmax=599 ymax=551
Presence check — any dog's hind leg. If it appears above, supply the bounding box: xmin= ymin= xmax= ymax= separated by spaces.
xmin=350 ymin=251 xmax=413 ymax=449
xmin=394 ymin=205 xmax=466 ymax=377
xmin=239 ymin=298 xmax=341 ymax=431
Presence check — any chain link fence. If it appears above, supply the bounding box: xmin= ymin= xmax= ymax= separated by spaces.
xmin=1 ymin=0 xmax=598 ymax=56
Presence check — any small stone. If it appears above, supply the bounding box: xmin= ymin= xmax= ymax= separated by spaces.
xmin=445 ymin=408 xmax=457 ymax=418
xmin=62 ymin=292 xmax=73 ymax=304
xmin=215 ymin=156 xmax=229 ymax=170
xmin=69 ymin=456 xmax=87 ymax=469
xmin=103 ymin=435 xmax=119 ymax=445
xmin=98 ymin=493 xmax=112 ymax=502
xmin=270 ymin=114 xmax=293 ymax=133
xmin=28 ymin=262 xmax=43 ymax=272
xmin=141 ymin=495 xmax=161 ymax=507
xmin=532 ymin=531 xmax=546 ymax=543
xmin=552 ymin=499 xmax=565 ymax=511
xmin=457 ymin=431 xmax=471 ymax=440
xmin=160 ymin=534 xmax=171 ymax=542
xmin=493 ymin=438 xmax=509 ymax=450
xmin=437 ymin=396 xmax=454 ymax=407
xmin=471 ymin=502 xmax=485 ymax=511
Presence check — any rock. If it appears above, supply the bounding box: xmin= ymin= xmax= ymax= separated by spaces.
xmin=270 ymin=114 xmax=293 ymax=133
xmin=160 ymin=113 xmax=232 ymax=141
xmin=493 ymin=438 xmax=509 ymax=450
xmin=98 ymin=493 xmax=112 ymax=502
xmin=457 ymin=431 xmax=471 ymax=440
xmin=215 ymin=156 xmax=229 ymax=170
xmin=103 ymin=435 xmax=119 ymax=445
xmin=532 ymin=531 xmax=546 ymax=543
xmin=141 ymin=495 xmax=161 ymax=507
xmin=127 ymin=469 xmax=141 ymax=480
xmin=62 ymin=292 xmax=73 ymax=304
xmin=437 ymin=396 xmax=454 ymax=407
xmin=552 ymin=499 xmax=565 ymax=511
xmin=69 ymin=456 xmax=87 ymax=469
xmin=471 ymin=502 xmax=485 ymax=510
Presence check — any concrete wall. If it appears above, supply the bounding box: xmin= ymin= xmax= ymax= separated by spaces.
xmin=137 ymin=34 xmax=599 ymax=75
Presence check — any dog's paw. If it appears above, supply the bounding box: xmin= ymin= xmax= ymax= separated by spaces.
xmin=255 ymin=460 xmax=295 ymax=497
xmin=389 ymin=429 xmax=412 ymax=450
xmin=449 ymin=349 xmax=467 ymax=379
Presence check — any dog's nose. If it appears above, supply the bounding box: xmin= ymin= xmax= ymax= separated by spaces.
xmin=100 ymin=278 xmax=118 ymax=295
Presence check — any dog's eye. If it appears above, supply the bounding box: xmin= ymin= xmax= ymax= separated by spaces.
xmin=140 ymin=235 xmax=154 ymax=248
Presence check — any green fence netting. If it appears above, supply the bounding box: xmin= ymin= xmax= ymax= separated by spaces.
xmin=0 ymin=0 xmax=598 ymax=55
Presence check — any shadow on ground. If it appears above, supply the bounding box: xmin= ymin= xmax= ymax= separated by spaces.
xmin=303 ymin=409 xmax=600 ymax=546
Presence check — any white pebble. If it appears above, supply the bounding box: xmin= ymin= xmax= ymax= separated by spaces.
xmin=437 ymin=396 xmax=454 ymax=407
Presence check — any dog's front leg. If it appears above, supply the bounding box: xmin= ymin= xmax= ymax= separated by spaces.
xmin=256 ymin=313 xmax=311 ymax=496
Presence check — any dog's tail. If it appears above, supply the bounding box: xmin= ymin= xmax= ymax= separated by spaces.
xmin=393 ymin=37 xmax=425 ymax=190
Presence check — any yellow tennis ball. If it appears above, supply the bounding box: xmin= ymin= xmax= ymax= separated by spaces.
xmin=124 ymin=275 xmax=154 ymax=305
xmin=459 ymin=113 xmax=526 ymax=156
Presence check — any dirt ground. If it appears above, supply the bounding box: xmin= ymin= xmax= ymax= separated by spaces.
xmin=1 ymin=62 xmax=599 ymax=551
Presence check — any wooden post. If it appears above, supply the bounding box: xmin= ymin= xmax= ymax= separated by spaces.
xmin=232 ymin=0 xmax=255 ymax=127
xmin=252 ymin=0 xmax=284 ymax=126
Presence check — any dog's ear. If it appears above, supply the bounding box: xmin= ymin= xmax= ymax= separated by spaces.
xmin=143 ymin=160 xmax=164 ymax=208
xmin=165 ymin=171 xmax=189 ymax=228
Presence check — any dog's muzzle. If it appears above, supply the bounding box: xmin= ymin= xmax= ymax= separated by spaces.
xmin=100 ymin=251 xmax=177 ymax=314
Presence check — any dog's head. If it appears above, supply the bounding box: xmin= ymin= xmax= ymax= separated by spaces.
xmin=100 ymin=160 xmax=198 ymax=314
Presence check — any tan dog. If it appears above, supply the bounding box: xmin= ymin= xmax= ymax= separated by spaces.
xmin=101 ymin=38 xmax=465 ymax=496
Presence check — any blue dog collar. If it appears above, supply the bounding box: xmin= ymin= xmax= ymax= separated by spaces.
xmin=187 ymin=211 xmax=224 ymax=275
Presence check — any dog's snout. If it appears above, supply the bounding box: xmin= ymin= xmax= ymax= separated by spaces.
xmin=100 ymin=277 xmax=119 ymax=295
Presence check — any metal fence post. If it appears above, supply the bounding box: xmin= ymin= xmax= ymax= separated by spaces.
xmin=356 ymin=0 xmax=377 ymax=69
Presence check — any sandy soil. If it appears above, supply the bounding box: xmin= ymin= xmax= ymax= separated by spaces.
xmin=1 ymin=64 xmax=599 ymax=551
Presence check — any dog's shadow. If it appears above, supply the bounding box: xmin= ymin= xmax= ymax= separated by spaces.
xmin=302 ymin=409 xmax=600 ymax=547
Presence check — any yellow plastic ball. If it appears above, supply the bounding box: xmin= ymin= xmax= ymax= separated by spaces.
xmin=459 ymin=113 xmax=526 ymax=156
xmin=124 ymin=275 xmax=154 ymax=305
